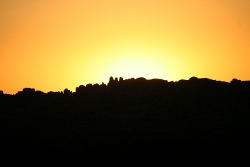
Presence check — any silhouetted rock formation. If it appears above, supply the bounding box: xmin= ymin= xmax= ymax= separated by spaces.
xmin=119 ymin=77 xmax=124 ymax=82
xmin=231 ymin=78 xmax=241 ymax=84
xmin=16 ymin=88 xmax=36 ymax=96
xmin=75 ymin=85 xmax=85 ymax=94
xmin=107 ymin=76 xmax=119 ymax=88
xmin=63 ymin=88 xmax=72 ymax=96
xmin=1 ymin=76 xmax=250 ymax=165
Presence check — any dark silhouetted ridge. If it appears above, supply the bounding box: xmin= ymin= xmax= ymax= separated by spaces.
xmin=1 ymin=76 xmax=250 ymax=165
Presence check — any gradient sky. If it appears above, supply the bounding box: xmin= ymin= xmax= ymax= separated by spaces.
xmin=1 ymin=0 xmax=250 ymax=94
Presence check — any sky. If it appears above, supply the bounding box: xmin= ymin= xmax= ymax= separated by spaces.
xmin=1 ymin=0 xmax=250 ymax=94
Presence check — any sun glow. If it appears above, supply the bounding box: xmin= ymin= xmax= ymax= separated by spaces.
xmin=1 ymin=0 xmax=250 ymax=94
xmin=98 ymin=47 xmax=172 ymax=83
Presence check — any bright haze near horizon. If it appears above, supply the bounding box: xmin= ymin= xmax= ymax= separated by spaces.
xmin=1 ymin=0 xmax=250 ymax=94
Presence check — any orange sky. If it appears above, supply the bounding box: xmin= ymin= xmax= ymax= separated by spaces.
xmin=1 ymin=0 xmax=250 ymax=94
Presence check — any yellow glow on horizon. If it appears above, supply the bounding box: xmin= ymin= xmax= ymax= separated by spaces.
xmin=98 ymin=47 xmax=173 ymax=83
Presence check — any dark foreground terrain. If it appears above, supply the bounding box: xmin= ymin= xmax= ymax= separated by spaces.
xmin=1 ymin=77 xmax=250 ymax=165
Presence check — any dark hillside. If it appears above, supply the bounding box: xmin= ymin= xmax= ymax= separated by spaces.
xmin=1 ymin=77 xmax=250 ymax=165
